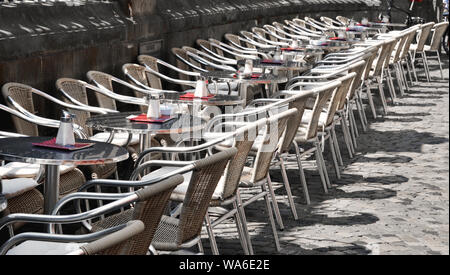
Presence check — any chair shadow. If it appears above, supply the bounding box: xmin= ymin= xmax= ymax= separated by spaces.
xmin=201 ymin=234 xmax=372 ymax=255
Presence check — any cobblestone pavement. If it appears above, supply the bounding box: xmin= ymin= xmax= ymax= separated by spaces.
xmin=201 ymin=59 xmax=449 ymax=255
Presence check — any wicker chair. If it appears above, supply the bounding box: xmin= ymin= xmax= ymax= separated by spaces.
xmin=135 ymin=148 xmax=238 ymax=254
xmin=0 ymin=174 xmax=184 ymax=255
xmin=423 ymin=22 xmax=449 ymax=80
xmin=234 ymin=109 xmax=296 ymax=252
xmin=410 ymin=22 xmax=436 ymax=82
xmin=133 ymin=119 xmax=266 ymax=255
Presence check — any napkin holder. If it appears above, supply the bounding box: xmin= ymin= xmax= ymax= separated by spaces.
xmin=55 ymin=110 xmax=76 ymax=147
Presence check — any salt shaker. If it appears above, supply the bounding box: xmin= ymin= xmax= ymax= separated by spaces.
xmin=147 ymin=94 xmax=161 ymax=119
xmin=55 ymin=110 xmax=76 ymax=146
xmin=194 ymin=80 xmax=209 ymax=98
xmin=243 ymin=59 xmax=253 ymax=75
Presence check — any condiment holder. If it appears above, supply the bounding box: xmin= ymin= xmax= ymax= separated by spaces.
xmin=55 ymin=110 xmax=76 ymax=147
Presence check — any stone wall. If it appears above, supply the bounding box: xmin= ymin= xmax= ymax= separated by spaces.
xmin=0 ymin=0 xmax=380 ymax=132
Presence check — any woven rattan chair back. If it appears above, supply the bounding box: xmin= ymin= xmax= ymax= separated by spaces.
xmin=90 ymin=175 xmax=184 ymax=255
xmin=415 ymin=22 xmax=435 ymax=52
xmin=330 ymin=73 xmax=357 ymax=125
xmin=171 ymin=48 xmax=199 ymax=77
xmin=240 ymin=31 xmax=259 ymax=48
xmin=86 ymin=71 xmax=117 ymax=111
xmin=252 ymin=27 xmax=268 ymax=42
xmin=136 ymin=55 xmax=164 ymax=90
xmin=279 ymin=94 xmax=310 ymax=153
xmin=264 ymin=25 xmax=282 ymax=42
xmin=293 ymin=18 xmax=307 ymax=28
xmin=392 ymin=32 xmax=409 ymax=64
xmin=177 ymin=148 xmax=237 ymax=245
xmin=206 ymin=39 xmax=227 ymax=57
xmin=429 ymin=22 xmax=449 ymax=51
xmin=346 ymin=60 xmax=367 ymax=103
xmin=373 ymin=39 xmax=395 ymax=77
xmin=122 ymin=63 xmax=150 ymax=90
xmin=182 ymin=46 xmax=215 ymax=72
xmin=273 ymin=22 xmax=286 ymax=35
xmin=56 ymin=78 xmax=92 ymax=136
xmin=220 ymin=126 xmax=258 ymax=201
xmin=1 ymin=83 xmax=39 ymax=136
xmin=304 ymin=85 xmax=335 ymax=140
xmin=196 ymin=39 xmax=221 ymax=59
xmin=363 ymin=44 xmax=381 ymax=81
xmin=400 ymin=26 xmax=419 ymax=60
xmin=252 ymin=109 xmax=296 ymax=183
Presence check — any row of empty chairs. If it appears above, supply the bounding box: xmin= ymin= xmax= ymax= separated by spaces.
xmin=0 ymin=13 xmax=447 ymax=254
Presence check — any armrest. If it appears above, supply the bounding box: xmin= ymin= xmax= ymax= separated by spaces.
xmin=140 ymin=64 xmax=197 ymax=88
xmin=0 ymin=223 xmax=128 ymax=255
xmin=0 ymin=103 xmax=88 ymax=139
xmin=0 ymin=192 xmax=140 ymax=233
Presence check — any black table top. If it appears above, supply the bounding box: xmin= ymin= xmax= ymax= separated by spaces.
xmin=86 ymin=112 xmax=207 ymax=135
xmin=0 ymin=194 xmax=6 ymax=213
xmin=0 ymin=137 xmax=129 ymax=166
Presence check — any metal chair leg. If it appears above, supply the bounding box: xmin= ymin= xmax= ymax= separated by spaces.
xmin=236 ymin=190 xmax=254 ymax=255
xmin=205 ymin=214 xmax=220 ymax=255
xmin=293 ymin=141 xmax=311 ymax=205
xmin=331 ymin=126 xmax=344 ymax=166
xmin=377 ymin=77 xmax=388 ymax=114
xmin=232 ymin=199 xmax=251 ymax=255
xmin=279 ymin=156 xmax=299 ymax=220
xmin=365 ymin=81 xmax=377 ymax=118
xmin=340 ymin=113 xmax=355 ymax=158
xmin=436 ymin=51 xmax=444 ymax=80
xmin=409 ymin=51 xmax=419 ymax=83
xmin=314 ymin=143 xmax=329 ymax=193
xmin=266 ymin=176 xmax=284 ymax=230
xmin=327 ymin=130 xmax=341 ymax=180
xmin=261 ymin=184 xmax=281 ymax=252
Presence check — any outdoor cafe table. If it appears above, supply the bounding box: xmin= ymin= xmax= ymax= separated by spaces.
xmin=200 ymin=71 xmax=288 ymax=104
xmin=0 ymin=137 xmax=129 ymax=214
xmin=86 ymin=112 xmax=207 ymax=153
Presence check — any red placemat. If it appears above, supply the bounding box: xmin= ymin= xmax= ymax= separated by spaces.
xmin=261 ymin=59 xmax=283 ymax=65
xmin=129 ymin=114 xmax=174 ymax=123
xmin=234 ymin=73 xmax=262 ymax=79
xmin=32 ymin=138 xmax=95 ymax=151
xmin=179 ymin=93 xmax=215 ymax=100
xmin=329 ymin=37 xmax=347 ymax=41
xmin=281 ymin=47 xmax=305 ymax=51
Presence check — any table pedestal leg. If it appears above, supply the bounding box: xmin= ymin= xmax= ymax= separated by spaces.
xmin=43 ymin=164 xmax=60 ymax=214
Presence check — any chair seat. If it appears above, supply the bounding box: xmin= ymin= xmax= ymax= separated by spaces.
xmin=151 ymin=215 xmax=181 ymax=251
xmin=6 ymin=241 xmax=85 ymax=255
xmin=90 ymin=132 xmax=140 ymax=147
xmin=0 ymin=162 xmax=74 ymax=179
xmin=142 ymin=166 xmax=226 ymax=201
xmin=1 ymin=178 xmax=39 ymax=199
xmin=238 ymin=166 xmax=256 ymax=187
xmin=300 ymin=109 xmax=328 ymax=127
